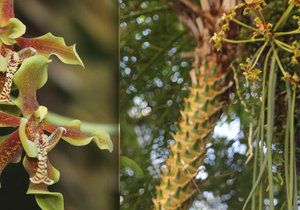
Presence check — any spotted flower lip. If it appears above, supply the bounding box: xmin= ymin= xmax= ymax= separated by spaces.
xmin=0 ymin=106 xmax=113 ymax=210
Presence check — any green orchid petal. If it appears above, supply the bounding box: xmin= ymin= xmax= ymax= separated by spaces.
xmin=35 ymin=192 xmax=64 ymax=210
xmin=23 ymin=156 xmax=63 ymax=210
xmin=13 ymin=55 xmax=50 ymax=117
xmin=19 ymin=118 xmax=38 ymax=158
xmin=0 ymin=0 xmax=14 ymax=25
xmin=43 ymin=120 xmax=113 ymax=152
xmin=16 ymin=33 xmax=84 ymax=67
xmin=0 ymin=18 xmax=26 ymax=45
xmin=0 ymin=109 xmax=20 ymax=126
xmin=0 ymin=130 xmax=22 ymax=174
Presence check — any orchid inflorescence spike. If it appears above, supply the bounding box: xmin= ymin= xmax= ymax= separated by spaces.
xmin=0 ymin=1 xmax=113 ymax=210
xmin=211 ymin=1 xmax=300 ymax=209
xmin=212 ymin=0 xmax=300 ymax=88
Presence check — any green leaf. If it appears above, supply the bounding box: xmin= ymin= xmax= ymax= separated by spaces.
xmin=18 ymin=118 xmax=38 ymax=158
xmin=120 ymin=156 xmax=144 ymax=178
xmin=16 ymin=33 xmax=84 ymax=67
xmin=13 ymin=55 xmax=50 ymax=117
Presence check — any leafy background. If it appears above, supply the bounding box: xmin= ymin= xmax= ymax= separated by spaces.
xmin=0 ymin=0 xmax=118 ymax=210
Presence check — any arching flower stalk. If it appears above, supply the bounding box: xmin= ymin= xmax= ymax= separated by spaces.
xmin=212 ymin=0 xmax=300 ymax=209
xmin=0 ymin=1 xmax=113 ymax=210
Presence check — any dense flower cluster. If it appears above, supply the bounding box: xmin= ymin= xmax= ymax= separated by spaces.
xmin=291 ymin=41 xmax=300 ymax=65
xmin=211 ymin=3 xmax=244 ymax=51
xmin=252 ymin=17 xmax=272 ymax=39
xmin=240 ymin=57 xmax=261 ymax=82
xmin=243 ymin=0 xmax=266 ymax=15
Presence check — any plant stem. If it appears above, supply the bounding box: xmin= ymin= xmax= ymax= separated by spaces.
xmin=274 ymin=40 xmax=293 ymax=53
xmin=258 ymin=10 xmax=265 ymax=23
xmin=251 ymin=41 xmax=269 ymax=69
xmin=244 ymin=49 xmax=272 ymax=210
xmin=273 ymin=3 xmax=295 ymax=31
xmin=259 ymin=49 xmax=272 ymax=210
xmin=285 ymin=82 xmax=292 ymax=209
xmin=275 ymin=39 xmax=292 ymax=49
xmin=289 ymin=87 xmax=296 ymax=209
xmin=231 ymin=64 xmax=250 ymax=113
xmin=275 ymin=29 xmax=300 ymax=37
xmin=47 ymin=112 xmax=118 ymax=134
xmin=266 ymin=55 xmax=277 ymax=210
xmin=251 ymin=123 xmax=258 ymax=210
xmin=272 ymin=46 xmax=287 ymax=76
xmin=243 ymin=157 xmax=267 ymax=210
xmin=232 ymin=18 xmax=256 ymax=31
xmin=222 ymin=38 xmax=265 ymax=44
xmin=293 ymin=152 xmax=298 ymax=210
xmin=259 ymin=48 xmax=272 ymax=210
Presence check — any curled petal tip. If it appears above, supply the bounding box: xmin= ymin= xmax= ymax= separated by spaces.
xmin=93 ymin=130 xmax=113 ymax=152
xmin=58 ymin=127 xmax=67 ymax=134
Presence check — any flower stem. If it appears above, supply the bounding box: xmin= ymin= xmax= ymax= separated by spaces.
xmin=251 ymin=122 xmax=260 ymax=209
xmin=273 ymin=3 xmax=294 ymax=31
xmin=266 ymin=55 xmax=277 ymax=210
xmin=289 ymin=87 xmax=296 ymax=209
xmin=274 ymin=40 xmax=293 ymax=53
xmin=285 ymin=82 xmax=292 ymax=209
xmin=275 ymin=29 xmax=300 ymax=37
xmin=259 ymin=48 xmax=272 ymax=210
xmin=242 ymin=157 xmax=267 ymax=210
xmin=251 ymin=41 xmax=269 ymax=69
xmin=272 ymin=46 xmax=288 ymax=76
xmin=232 ymin=18 xmax=256 ymax=31
xmin=244 ymin=48 xmax=272 ymax=210
xmin=222 ymin=37 xmax=265 ymax=44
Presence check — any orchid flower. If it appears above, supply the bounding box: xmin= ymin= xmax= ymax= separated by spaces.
xmin=0 ymin=0 xmax=83 ymax=104
xmin=0 ymin=1 xmax=113 ymax=210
